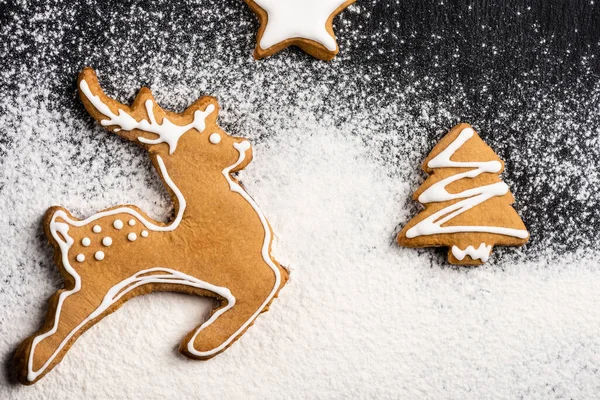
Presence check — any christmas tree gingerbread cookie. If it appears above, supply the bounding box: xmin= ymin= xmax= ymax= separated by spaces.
xmin=13 ymin=68 xmax=289 ymax=384
xmin=244 ymin=0 xmax=356 ymax=60
xmin=398 ymin=123 xmax=529 ymax=265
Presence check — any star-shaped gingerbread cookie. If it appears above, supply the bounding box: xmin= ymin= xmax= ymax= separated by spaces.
xmin=244 ymin=0 xmax=356 ymax=60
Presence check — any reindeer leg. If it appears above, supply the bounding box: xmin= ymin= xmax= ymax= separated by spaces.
xmin=179 ymin=257 xmax=288 ymax=360
xmin=13 ymin=283 xmax=109 ymax=385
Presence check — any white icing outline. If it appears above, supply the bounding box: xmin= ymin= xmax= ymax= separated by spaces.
xmin=27 ymin=80 xmax=282 ymax=382
xmin=79 ymin=79 xmax=215 ymax=154
xmin=405 ymin=127 xmax=529 ymax=239
xmin=186 ymin=140 xmax=281 ymax=358
xmin=27 ymin=155 xmax=186 ymax=382
xmin=451 ymin=243 xmax=492 ymax=262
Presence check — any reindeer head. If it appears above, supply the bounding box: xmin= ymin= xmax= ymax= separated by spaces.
xmin=78 ymin=68 xmax=252 ymax=172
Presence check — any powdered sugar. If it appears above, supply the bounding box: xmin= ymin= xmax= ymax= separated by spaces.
xmin=1 ymin=0 xmax=600 ymax=398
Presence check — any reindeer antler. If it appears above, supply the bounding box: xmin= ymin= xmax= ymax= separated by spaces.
xmin=78 ymin=68 xmax=217 ymax=154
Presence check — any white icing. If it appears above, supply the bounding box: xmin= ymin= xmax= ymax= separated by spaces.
xmin=127 ymin=232 xmax=137 ymax=242
xmin=76 ymin=254 xmax=85 ymax=263
xmin=405 ymin=128 xmax=529 ymax=240
xmin=186 ymin=140 xmax=282 ymax=357
xmin=29 ymin=74 xmax=284 ymax=377
xmin=451 ymin=243 xmax=493 ymax=262
xmin=92 ymin=225 xmax=101 ymax=233
xmin=102 ymin=237 xmax=112 ymax=247
xmin=31 ymin=268 xmax=234 ymax=381
xmin=27 ymin=144 xmax=282 ymax=379
xmin=79 ymin=79 xmax=215 ymax=154
xmin=254 ymin=0 xmax=348 ymax=51
xmin=128 ymin=219 xmax=136 ymax=226
xmin=27 ymin=156 xmax=186 ymax=382
xmin=209 ymin=133 xmax=221 ymax=144
xmin=81 ymin=238 xmax=91 ymax=247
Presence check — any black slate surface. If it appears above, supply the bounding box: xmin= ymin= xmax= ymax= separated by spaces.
xmin=1 ymin=0 xmax=599 ymax=256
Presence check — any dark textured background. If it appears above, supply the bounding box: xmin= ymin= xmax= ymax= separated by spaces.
xmin=1 ymin=0 xmax=599 ymax=257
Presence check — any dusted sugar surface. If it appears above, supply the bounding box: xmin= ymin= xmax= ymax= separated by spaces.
xmin=1 ymin=0 xmax=600 ymax=398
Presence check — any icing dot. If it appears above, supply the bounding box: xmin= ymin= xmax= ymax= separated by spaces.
xmin=141 ymin=230 xmax=149 ymax=238
xmin=94 ymin=251 xmax=105 ymax=261
xmin=76 ymin=254 xmax=85 ymax=263
xmin=82 ymin=237 xmax=91 ymax=247
xmin=127 ymin=232 xmax=137 ymax=242
xmin=113 ymin=219 xmax=124 ymax=229
xmin=93 ymin=225 xmax=102 ymax=233
xmin=128 ymin=219 xmax=136 ymax=226
xmin=209 ymin=133 xmax=221 ymax=144
xmin=102 ymin=237 xmax=112 ymax=247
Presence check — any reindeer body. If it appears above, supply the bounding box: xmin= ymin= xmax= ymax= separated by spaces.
xmin=14 ymin=68 xmax=288 ymax=384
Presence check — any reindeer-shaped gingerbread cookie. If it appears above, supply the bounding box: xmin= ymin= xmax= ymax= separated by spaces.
xmin=14 ymin=68 xmax=289 ymax=384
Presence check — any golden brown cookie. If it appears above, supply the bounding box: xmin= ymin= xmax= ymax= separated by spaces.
xmin=14 ymin=68 xmax=289 ymax=384
xmin=244 ymin=0 xmax=356 ymax=60
xmin=397 ymin=123 xmax=529 ymax=265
